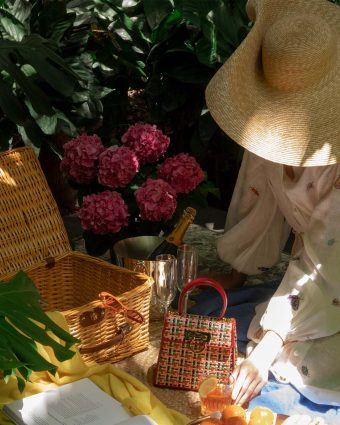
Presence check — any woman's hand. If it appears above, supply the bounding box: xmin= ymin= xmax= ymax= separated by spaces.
xmin=231 ymin=357 xmax=269 ymax=406
xmin=231 ymin=330 xmax=285 ymax=406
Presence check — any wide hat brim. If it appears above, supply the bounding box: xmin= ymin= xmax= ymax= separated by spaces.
xmin=206 ymin=0 xmax=340 ymax=167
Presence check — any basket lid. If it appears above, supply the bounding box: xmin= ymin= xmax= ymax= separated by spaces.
xmin=0 ymin=147 xmax=71 ymax=276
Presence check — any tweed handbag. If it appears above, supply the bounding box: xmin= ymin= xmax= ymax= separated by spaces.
xmin=154 ymin=277 xmax=237 ymax=391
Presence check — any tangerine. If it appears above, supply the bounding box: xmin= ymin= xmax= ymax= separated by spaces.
xmin=223 ymin=417 xmax=248 ymax=425
xmin=201 ymin=420 xmax=223 ymax=425
xmin=222 ymin=405 xmax=247 ymax=423
xmin=249 ymin=406 xmax=275 ymax=425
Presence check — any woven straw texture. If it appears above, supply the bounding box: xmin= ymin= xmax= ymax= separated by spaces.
xmin=0 ymin=147 xmax=152 ymax=364
xmin=0 ymin=147 xmax=70 ymax=276
xmin=206 ymin=0 xmax=340 ymax=167
xmin=154 ymin=311 xmax=237 ymax=391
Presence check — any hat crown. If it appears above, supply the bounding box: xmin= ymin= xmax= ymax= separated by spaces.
xmin=262 ymin=14 xmax=335 ymax=92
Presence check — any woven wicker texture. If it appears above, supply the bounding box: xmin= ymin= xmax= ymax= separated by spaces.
xmin=0 ymin=147 xmax=152 ymax=364
xmin=0 ymin=147 xmax=71 ymax=275
xmin=154 ymin=311 xmax=237 ymax=391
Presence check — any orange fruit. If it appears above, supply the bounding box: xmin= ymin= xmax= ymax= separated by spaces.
xmin=199 ymin=377 xmax=218 ymax=398
xmin=223 ymin=418 xmax=248 ymax=425
xmin=249 ymin=406 xmax=275 ymax=425
xmin=222 ymin=405 xmax=247 ymax=423
xmin=201 ymin=420 xmax=223 ymax=425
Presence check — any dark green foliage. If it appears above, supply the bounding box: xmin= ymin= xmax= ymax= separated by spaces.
xmin=0 ymin=271 xmax=79 ymax=390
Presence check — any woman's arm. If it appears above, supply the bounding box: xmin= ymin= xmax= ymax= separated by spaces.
xmin=231 ymin=330 xmax=283 ymax=405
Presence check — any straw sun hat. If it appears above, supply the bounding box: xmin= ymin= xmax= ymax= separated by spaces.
xmin=206 ymin=0 xmax=340 ymax=167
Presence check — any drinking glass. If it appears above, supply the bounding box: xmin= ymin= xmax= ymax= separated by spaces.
xmin=176 ymin=244 xmax=198 ymax=291
xmin=199 ymin=375 xmax=235 ymax=415
xmin=154 ymin=254 xmax=177 ymax=315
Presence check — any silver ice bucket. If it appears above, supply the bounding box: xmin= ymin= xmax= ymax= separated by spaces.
xmin=113 ymin=236 xmax=163 ymax=277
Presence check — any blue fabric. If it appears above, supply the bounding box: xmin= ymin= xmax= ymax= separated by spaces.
xmin=250 ymin=375 xmax=340 ymax=425
xmin=188 ymin=280 xmax=281 ymax=353
xmin=184 ymin=280 xmax=340 ymax=419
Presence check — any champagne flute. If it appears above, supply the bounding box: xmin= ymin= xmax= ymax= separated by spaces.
xmin=177 ymin=244 xmax=198 ymax=290
xmin=177 ymin=244 xmax=198 ymax=313
xmin=154 ymin=254 xmax=177 ymax=315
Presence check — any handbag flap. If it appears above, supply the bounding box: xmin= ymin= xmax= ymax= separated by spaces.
xmin=0 ymin=147 xmax=71 ymax=277
xmin=163 ymin=311 xmax=236 ymax=347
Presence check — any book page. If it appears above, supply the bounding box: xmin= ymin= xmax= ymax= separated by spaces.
xmin=4 ymin=378 xmax=133 ymax=425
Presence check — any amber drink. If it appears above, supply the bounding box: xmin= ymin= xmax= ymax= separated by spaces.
xmin=199 ymin=376 xmax=234 ymax=415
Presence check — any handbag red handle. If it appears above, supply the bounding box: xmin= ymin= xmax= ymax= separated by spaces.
xmin=178 ymin=277 xmax=227 ymax=320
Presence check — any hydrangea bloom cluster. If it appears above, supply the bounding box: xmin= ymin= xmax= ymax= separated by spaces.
xmin=158 ymin=153 xmax=205 ymax=193
xmin=135 ymin=178 xmax=177 ymax=222
xmin=98 ymin=146 xmax=139 ymax=189
xmin=121 ymin=123 xmax=170 ymax=165
xmin=79 ymin=191 xmax=128 ymax=235
xmin=60 ymin=134 xmax=104 ymax=184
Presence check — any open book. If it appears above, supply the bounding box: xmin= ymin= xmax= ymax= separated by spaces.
xmin=3 ymin=378 xmax=157 ymax=425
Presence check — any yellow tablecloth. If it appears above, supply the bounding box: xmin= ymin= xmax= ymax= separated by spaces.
xmin=0 ymin=312 xmax=188 ymax=425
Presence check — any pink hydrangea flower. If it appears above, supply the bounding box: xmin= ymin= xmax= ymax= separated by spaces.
xmin=60 ymin=133 xmax=104 ymax=184
xmin=78 ymin=191 xmax=129 ymax=235
xmin=135 ymin=178 xmax=177 ymax=222
xmin=121 ymin=123 xmax=170 ymax=165
xmin=158 ymin=153 xmax=205 ymax=193
xmin=98 ymin=146 xmax=139 ymax=189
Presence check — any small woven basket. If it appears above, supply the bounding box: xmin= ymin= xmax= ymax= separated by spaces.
xmin=0 ymin=147 xmax=152 ymax=364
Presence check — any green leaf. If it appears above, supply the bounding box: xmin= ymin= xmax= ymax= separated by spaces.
xmin=3 ymin=368 xmax=15 ymax=384
xmin=16 ymin=376 xmax=25 ymax=393
xmin=36 ymin=114 xmax=58 ymax=135
xmin=20 ymin=49 xmax=77 ymax=97
xmin=0 ymin=118 xmax=16 ymax=150
xmin=0 ymin=8 xmax=26 ymax=41
xmin=151 ymin=9 xmax=182 ymax=44
xmin=12 ymin=0 xmax=32 ymax=24
xmin=143 ymin=0 xmax=173 ymax=29
xmin=0 ymin=54 xmax=53 ymax=115
xmin=0 ymin=271 xmax=79 ymax=390
xmin=0 ymin=77 xmax=27 ymax=125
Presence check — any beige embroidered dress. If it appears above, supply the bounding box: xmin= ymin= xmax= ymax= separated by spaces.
xmin=217 ymin=151 xmax=340 ymax=405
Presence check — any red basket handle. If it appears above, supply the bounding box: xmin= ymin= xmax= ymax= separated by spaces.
xmin=178 ymin=277 xmax=227 ymax=320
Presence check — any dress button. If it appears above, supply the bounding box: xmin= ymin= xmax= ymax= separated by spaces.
xmin=332 ymin=298 xmax=340 ymax=306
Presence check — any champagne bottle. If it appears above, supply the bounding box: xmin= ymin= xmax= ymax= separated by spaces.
xmin=147 ymin=207 xmax=196 ymax=260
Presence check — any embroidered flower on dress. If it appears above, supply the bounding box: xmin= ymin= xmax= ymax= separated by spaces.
xmin=288 ymin=295 xmax=301 ymax=311
xmin=301 ymin=365 xmax=309 ymax=376
xmin=250 ymin=186 xmax=260 ymax=196
xmin=334 ymin=176 xmax=340 ymax=189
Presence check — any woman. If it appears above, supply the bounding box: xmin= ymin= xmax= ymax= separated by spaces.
xmin=202 ymin=0 xmax=340 ymax=420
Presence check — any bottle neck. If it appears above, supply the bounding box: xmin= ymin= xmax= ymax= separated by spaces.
xmin=165 ymin=216 xmax=192 ymax=246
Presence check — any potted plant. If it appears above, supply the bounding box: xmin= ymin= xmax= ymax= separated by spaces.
xmin=60 ymin=123 xmax=219 ymax=257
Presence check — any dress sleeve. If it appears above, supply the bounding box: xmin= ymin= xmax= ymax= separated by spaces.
xmin=259 ymin=168 xmax=340 ymax=342
xmin=216 ymin=151 xmax=288 ymax=275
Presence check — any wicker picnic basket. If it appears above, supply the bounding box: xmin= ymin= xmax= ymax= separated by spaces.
xmin=0 ymin=147 xmax=152 ymax=364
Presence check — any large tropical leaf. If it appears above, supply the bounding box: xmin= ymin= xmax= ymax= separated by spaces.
xmin=0 ymin=271 xmax=79 ymax=391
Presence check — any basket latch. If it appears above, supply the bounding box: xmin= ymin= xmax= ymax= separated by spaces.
xmin=44 ymin=256 xmax=56 ymax=268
